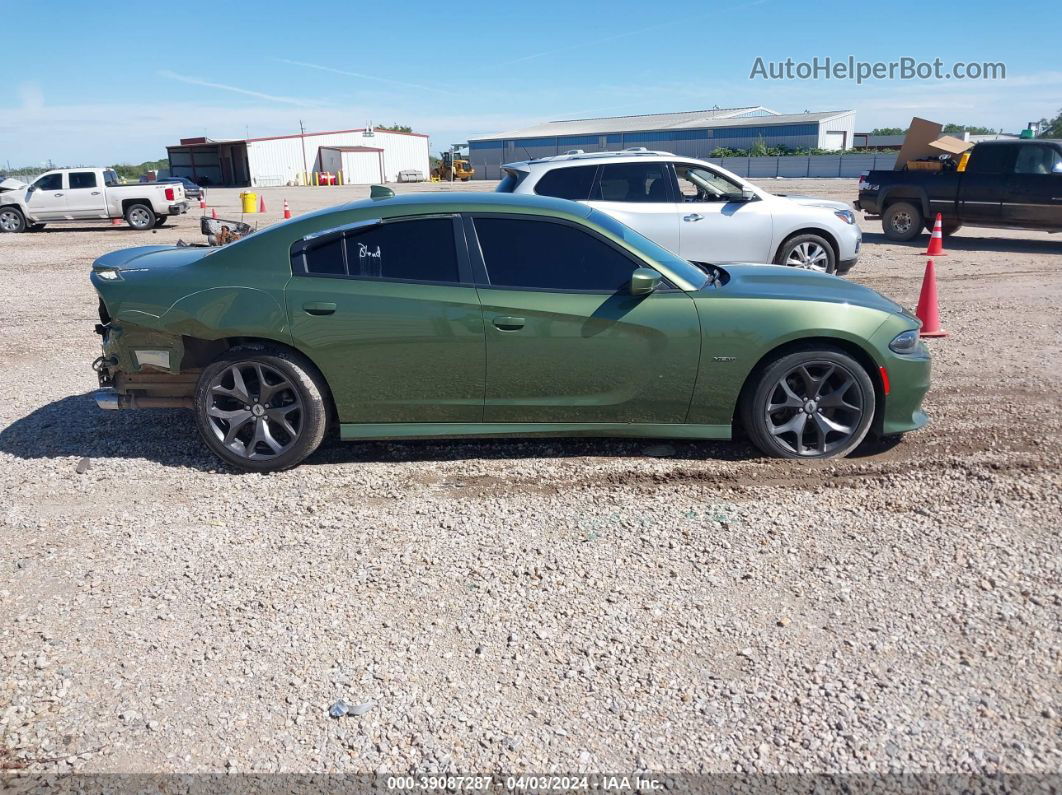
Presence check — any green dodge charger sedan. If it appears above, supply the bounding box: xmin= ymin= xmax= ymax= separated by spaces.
xmin=90 ymin=191 xmax=930 ymax=472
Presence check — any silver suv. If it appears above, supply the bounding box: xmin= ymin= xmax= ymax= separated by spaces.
xmin=496 ymin=149 xmax=860 ymax=274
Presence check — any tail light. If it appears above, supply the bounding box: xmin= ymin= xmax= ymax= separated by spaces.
xmin=164 ymin=187 xmax=175 ymax=201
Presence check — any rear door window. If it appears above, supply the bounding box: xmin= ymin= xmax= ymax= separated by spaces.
xmin=591 ymin=162 xmax=672 ymax=202
xmin=344 ymin=218 xmax=459 ymax=282
xmin=532 ymin=165 xmax=598 ymax=200
xmin=69 ymin=172 xmax=98 ymax=189
xmin=295 ymin=217 xmax=461 ymax=284
xmin=473 ymin=216 xmax=637 ymax=292
xmin=1013 ymin=145 xmax=1062 ymax=175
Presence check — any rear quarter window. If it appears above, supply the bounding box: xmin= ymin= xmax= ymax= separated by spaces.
xmin=532 ymin=165 xmax=598 ymax=200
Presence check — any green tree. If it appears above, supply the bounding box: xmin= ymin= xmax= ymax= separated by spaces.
xmin=109 ymin=158 xmax=168 ymax=181
xmin=375 ymin=123 xmax=413 ymax=133
xmin=941 ymin=123 xmax=997 ymax=135
xmin=1037 ymin=109 xmax=1062 ymax=138
xmin=870 ymin=127 xmax=905 ymax=136
xmin=749 ymin=134 xmax=769 ymax=157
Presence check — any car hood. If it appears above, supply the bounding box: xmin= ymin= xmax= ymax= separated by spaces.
xmin=92 ymin=245 xmax=213 ymax=273
xmin=712 ymin=264 xmax=905 ymax=314
xmin=0 ymin=177 xmax=28 ymax=193
xmin=772 ymin=193 xmax=852 ymax=212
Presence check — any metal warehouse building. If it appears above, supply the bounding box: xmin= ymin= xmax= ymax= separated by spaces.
xmin=469 ymin=107 xmax=855 ymax=180
xmin=165 ymin=127 xmax=430 ymax=187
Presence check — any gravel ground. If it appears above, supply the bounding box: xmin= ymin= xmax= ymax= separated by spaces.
xmin=1 ymin=180 xmax=1059 ymax=776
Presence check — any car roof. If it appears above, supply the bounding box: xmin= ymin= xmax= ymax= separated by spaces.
xmin=287 ymin=191 xmax=595 ymax=226
xmin=503 ymin=149 xmax=692 ymax=171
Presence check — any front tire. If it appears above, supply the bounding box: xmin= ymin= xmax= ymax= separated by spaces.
xmin=194 ymin=346 xmax=329 ymax=472
xmin=741 ymin=348 xmax=875 ymax=460
xmin=0 ymin=206 xmax=27 ymax=233
xmin=125 ymin=203 xmax=156 ymax=230
xmin=882 ymin=201 xmax=923 ymax=241
xmin=776 ymin=233 xmax=836 ymax=274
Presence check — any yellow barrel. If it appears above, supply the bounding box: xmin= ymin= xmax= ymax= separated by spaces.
xmin=240 ymin=191 xmax=258 ymax=213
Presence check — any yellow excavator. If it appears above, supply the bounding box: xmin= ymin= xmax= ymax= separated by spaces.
xmin=432 ymin=151 xmax=474 ymax=182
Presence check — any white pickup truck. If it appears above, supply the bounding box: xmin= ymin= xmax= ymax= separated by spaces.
xmin=0 ymin=167 xmax=189 ymax=233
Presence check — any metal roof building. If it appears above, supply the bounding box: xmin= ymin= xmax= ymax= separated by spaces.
xmin=469 ymin=106 xmax=855 ymax=180
xmin=165 ymin=127 xmax=430 ymax=187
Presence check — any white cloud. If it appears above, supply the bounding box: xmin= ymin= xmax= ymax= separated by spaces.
xmin=157 ymin=70 xmax=323 ymax=107
xmin=276 ymin=59 xmax=459 ymax=97
xmin=17 ymin=82 xmax=44 ymax=112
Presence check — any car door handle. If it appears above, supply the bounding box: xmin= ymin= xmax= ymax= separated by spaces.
xmin=91 ymin=191 xmax=101 ymax=196
xmin=303 ymin=301 xmax=336 ymax=316
xmin=492 ymin=316 xmax=525 ymax=331
xmin=683 ymin=213 xmax=704 ymax=222
xmin=54 ymin=193 xmax=64 ymax=197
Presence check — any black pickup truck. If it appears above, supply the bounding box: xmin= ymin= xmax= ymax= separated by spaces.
xmin=855 ymin=139 xmax=1062 ymax=241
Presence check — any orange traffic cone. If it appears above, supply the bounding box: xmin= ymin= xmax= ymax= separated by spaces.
xmin=924 ymin=212 xmax=947 ymax=256
xmin=259 ymin=195 xmax=266 ymax=213
xmin=915 ymin=259 xmax=947 ymax=337
xmin=199 ymin=194 xmax=206 ymax=210
xmin=283 ymin=199 xmax=291 ymax=220
xmin=111 ymin=217 xmax=122 ymax=227
xmin=211 ymin=207 xmax=217 ymax=220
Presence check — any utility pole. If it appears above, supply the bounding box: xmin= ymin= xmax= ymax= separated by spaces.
xmin=299 ymin=120 xmax=309 ymax=185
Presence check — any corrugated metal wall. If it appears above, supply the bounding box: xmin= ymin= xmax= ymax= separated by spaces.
xmin=470 ymin=122 xmax=848 ymax=180
xmin=469 ymin=152 xmax=896 ymax=183
xmin=340 ymin=150 xmax=384 ymax=184
xmin=247 ymin=131 xmax=429 ymax=186
xmin=707 ymin=153 xmax=895 ymax=178
xmin=818 ymin=112 xmax=856 ymax=150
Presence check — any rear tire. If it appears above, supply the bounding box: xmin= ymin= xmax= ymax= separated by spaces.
xmin=194 ymin=345 xmax=329 ymax=472
xmin=0 ymin=206 xmax=27 ymax=233
xmin=154 ymin=216 xmax=168 ymax=227
xmin=741 ymin=347 xmax=875 ymax=460
xmin=882 ymin=201 xmax=923 ymax=241
xmin=125 ymin=203 xmax=155 ymax=230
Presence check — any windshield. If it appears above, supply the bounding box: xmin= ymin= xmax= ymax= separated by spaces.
xmin=589 ymin=209 xmax=708 ymax=289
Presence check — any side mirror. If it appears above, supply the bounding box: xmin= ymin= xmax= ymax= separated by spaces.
xmin=740 ymin=186 xmax=756 ymax=201
xmin=630 ymin=267 xmax=662 ymax=296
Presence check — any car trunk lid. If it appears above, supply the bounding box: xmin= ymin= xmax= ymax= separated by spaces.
xmin=92 ymin=245 xmax=212 ymax=274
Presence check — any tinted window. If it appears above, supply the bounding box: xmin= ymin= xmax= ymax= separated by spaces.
xmin=304 ymin=237 xmax=346 ymax=275
xmin=299 ymin=218 xmax=460 ymax=283
xmin=34 ymin=174 xmax=62 ymax=191
xmin=69 ymin=172 xmax=97 ymax=189
xmin=1014 ymin=145 xmax=1062 ymax=175
xmin=103 ymin=170 xmax=120 ymax=187
xmin=345 ymin=218 xmax=458 ymax=282
xmin=592 ymin=162 xmax=671 ymax=203
xmin=966 ymin=145 xmax=1014 ymax=174
xmin=474 ymin=217 xmax=636 ymax=292
xmin=495 ymin=170 xmax=524 ymax=193
xmin=533 ymin=166 xmax=597 ymax=200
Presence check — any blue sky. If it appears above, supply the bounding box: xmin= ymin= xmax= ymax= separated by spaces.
xmin=1 ymin=0 xmax=1058 ymax=166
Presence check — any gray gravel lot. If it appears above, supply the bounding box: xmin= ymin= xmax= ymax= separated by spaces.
xmin=1 ymin=179 xmax=1060 ymax=775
